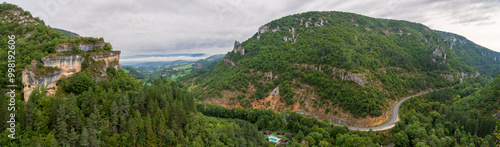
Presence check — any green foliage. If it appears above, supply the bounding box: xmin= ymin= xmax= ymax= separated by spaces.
xmin=437 ymin=30 xmax=500 ymax=78
xmin=395 ymin=76 xmax=500 ymax=147
xmin=53 ymin=28 xmax=79 ymax=38
xmin=61 ymin=72 xmax=95 ymax=94
xmin=180 ymin=11 xmax=479 ymax=118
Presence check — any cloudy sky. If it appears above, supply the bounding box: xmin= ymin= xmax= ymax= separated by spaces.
xmin=5 ymin=0 xmax=500 ymax=62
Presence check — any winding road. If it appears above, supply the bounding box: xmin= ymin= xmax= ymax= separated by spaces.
xmin=337 ymin=90 xmax=433 ymax=131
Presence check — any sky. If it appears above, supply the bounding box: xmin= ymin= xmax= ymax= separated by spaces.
xmin=4 ymin=0 xmax=500 ymax=62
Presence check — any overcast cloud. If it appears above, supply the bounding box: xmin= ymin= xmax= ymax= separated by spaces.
xmin=4 ymin=0 xmax=500 ymax=61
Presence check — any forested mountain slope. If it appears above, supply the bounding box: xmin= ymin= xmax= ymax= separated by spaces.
xmin=180 ymin=11 xmax=484 ymax=127
xmin=436 ymin=31 xmax=500 ymax=77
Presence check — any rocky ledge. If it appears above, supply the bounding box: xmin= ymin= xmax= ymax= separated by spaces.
xmin=22 ymin=51 xmax=121 ymax=102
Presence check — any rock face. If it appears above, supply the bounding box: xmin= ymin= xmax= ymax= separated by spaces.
xmin=22 ymin=69 xmax=62 ymax=102
xmin=331 ymin=68 xmax=366 ymax=87
xmin=233 ymin=41 xmax=245 ymax=55
xmin=22 ymin=51 xmax=121 ymax=102
xmin=42 ymin=55 xmax=84 ymax=77
xmin=55 ymin=42 xmax=106 ymax=53
xmin=224 ymin=59 xmax=236 ymax=68
xmin=90 ymin=51 xmax=121 ymax=69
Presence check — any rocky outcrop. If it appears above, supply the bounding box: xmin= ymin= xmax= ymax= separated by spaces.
xmin=442 ymin=71 xmax=479 ymax=82
xmin=90 ymin=51 xmax=121 ymax=69
xmin=264 ymin=71 xmax=278 ymax=81
xmin=269 ymin=86 xmax=279 ymax=97
xmin=22 ymin=68 xmax=62 ymax=102
xmin=0 ymin=10 xmax=39 ymax=25
xmin=55 ymin=42 xmax=106 ymax=53
xmin=22 ymin=51 xmax=120 ymax=102
xmin=42 ymin=55 xmax=84 ymax=77
xmin=224 ymin=59 xmax=236 ymax=68
xmin=233 ymin=41 xmax=245 ymax=55
xmin=432 ymin=45 xmax=446 ymax=59
xmin=331 ymin=67 xmax=366 ymax=87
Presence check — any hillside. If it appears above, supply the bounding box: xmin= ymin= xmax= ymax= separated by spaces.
xmin=54 ymin=28 xmax=80 ymax=38
xmin=0 ymin=3 xmax=118 ymax=103
xmin=179 ymin=11 xmax=488 ymax=127
xmin=437 ymin=31 xmax=500 ymax=77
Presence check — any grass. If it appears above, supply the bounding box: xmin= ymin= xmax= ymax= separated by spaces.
xmin=171 ymin=74 xmax=187 ymax=80
xmin=122 ymin=69 xmax=129 ymax=74
xmin=174 ymin=63 xmax=193 ymax=70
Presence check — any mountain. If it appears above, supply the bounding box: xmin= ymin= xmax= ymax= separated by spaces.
xmin=179 ymin=11 xmax=490 ymax=127
xmin=436 ymin=31 xmax=500 ymax=77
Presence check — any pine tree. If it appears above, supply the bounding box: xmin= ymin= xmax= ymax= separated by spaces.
xmin=145 ymin=117 xmax=158 ymax=146
xmin=56 ymin=105 xmax=68 ymax=146
xmin=128 ymin=117 xmax=138 ymax=146
xmin=80 ymin=127 xmax=90 ymax=147
xmin=68 ymin=127 xmax=79 ymax=146
xmin=25 ymin=100 xmax=35 ymax=129
xmin=110 ymin=101 xmax=119 ymax=133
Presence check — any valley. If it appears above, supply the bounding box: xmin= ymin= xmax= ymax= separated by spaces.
xmin=1 ymin=2 xmax=499 ymax=147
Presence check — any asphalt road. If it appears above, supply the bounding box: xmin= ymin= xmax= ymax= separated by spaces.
xmin=340 ymin=90 xmax=432 ymax=131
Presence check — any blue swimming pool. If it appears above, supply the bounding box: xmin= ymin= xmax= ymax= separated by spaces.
xmin=268 ymin=136 xmax=279 ymax=142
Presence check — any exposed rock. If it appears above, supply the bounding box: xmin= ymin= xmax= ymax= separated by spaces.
xmin=432 ymin=45 xmax=446 ymax=58
xmin=224 ymin=59 xmax=236 ymax=68
xmin=42 ymin=55 xmax=84 ymax=77
xmin=22 ymin=51 xmax=120 ymax=101
xmin=233 ymin=41 xmax=245 ymax=55
xmin=90 ymin=51 xmax=121 ymax=69
xmin=0 ymin=10 xmax=39 ymax=25
xmin=332 ymin=67 xmax=366 ymax=87
xmin=31 ymin=60 xmax=37 ymax=66
xmin=264 ymin=71 xmax=278 ymax=81
xmin=55 ymin=42 xmax=106 ymax=53
xmin=269 ymin=86 xmax=279 ymax=97
xmin=22 ymin=68 xmax=62 ymax=102
xmin=314 ymin=18 xmax=324 ymax=27
xmin=258 ymin=25 xmax=269 ymax=34
xmin=442 ymin=71 xmax=479 ymax=81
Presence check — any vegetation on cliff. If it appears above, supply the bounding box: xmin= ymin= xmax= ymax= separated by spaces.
xmin=180 ymin=11 xmax=480 ymax=118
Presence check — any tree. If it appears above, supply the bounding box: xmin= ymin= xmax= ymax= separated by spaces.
xmin=495 ymin=124 xmax=500 ymax=146
xmin=56 ymin=105 xmax=68 ymax=146
xmin=318 ymin=140 xmax=330 ymax=147
xmin=392 ymin=132 xmax=410 ymax=147
xmin=110 ymin=101 xmax=119 ymax=133
xmin=81 ymin=127 xmax=90 ymax=147
xmin=305 ymin=136 xmax=316 ymax=145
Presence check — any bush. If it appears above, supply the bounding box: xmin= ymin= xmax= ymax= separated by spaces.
xmin=63 ymin=72 xmax=95 ymax=94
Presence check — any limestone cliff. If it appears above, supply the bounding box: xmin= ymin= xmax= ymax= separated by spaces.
xmin=22 ymin=67 xmax=62 ymax=102
xmin=90 ymin=51 xmax=121 ymax=69
xmin=22 ymin=51 xmax=121 ymax=102
xmin=55 ymin=41 xmax=106 ymax=53
xmin=42 ymin=55 xmax=84 ymax=77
